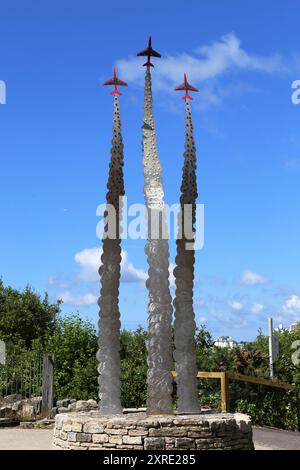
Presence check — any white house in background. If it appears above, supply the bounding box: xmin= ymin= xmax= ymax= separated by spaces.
xmin=214 ymin=336 xmax=238 ymax=349
xmin=274 ymin=323 xmax=287 ymax=333
xmin=274 ymin=322 xmax=299 ymax=333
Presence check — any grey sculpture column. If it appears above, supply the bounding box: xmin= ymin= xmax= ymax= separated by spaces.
xmin=97 ymin=94 xmax=124 ymax=415
xmin=142 ymin=68 xmax=174 ymax=415
xmin=173 ymin=100 xmax=201 ymax=414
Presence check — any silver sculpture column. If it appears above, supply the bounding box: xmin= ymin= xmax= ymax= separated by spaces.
xmin=173 ymin=100 xmax=201 ymax=414
xmin=142 ymin=68 xmax=174 ymax=415
xmin=97 ymin=94 xmax=124 ymax=415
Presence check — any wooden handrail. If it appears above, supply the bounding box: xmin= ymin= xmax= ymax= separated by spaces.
xmin=171 ymin=370 xmax=294 ymax=412
xmin=172 ymin=371 xmax=224 ymax=379
xmin=226 ymin=372 xmax=293 ymax=390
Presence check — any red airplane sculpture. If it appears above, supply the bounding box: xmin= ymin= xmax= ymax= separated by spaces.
xmin=174 ymin=73 xmax=199 ymax=100
xmin=103 ymin=68 xmax=128 ymax=95
xmin=137 ymin=36 xmax=161 ymax=68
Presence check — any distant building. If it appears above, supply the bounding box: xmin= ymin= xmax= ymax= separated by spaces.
xmin=274 ymin=322 xmax=299 ymax=333
xmin=274 ymin=324 xmax=287 ymax=333
xmin=289 ymin=323 xmax=299 ymax=332
xmin=214 ymin=336 xmax=238 ymax=349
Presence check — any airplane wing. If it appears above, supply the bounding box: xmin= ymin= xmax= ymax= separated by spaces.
xmin=186 ymin=83 xmax=199 ymax=92
xmin=137 ymin=48 xmax=149 ymax=57
xmin=103 ymin=78 xmax=128 ymax=87
xmin=103 ymin=79 xmax=115 ymax=86
xmin=150 ymin=48 xmax=161 ymax=58
xmin=115 ymin=78 xmax=128 ymax=87
xmin=137 ymin=47 xmax=161 ymax=58
xmin=174 ymin=83 xmax=186 ymax=91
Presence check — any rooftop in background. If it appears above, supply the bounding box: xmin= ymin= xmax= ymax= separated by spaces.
xmin=214 ymin=336 xmax=247 ymax=350
xmin=274 ymin=322 xmax=300 ymax=333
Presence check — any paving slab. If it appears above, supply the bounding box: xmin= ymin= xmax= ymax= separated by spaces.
xmin=0 ymin=428 xmax=53 ymax=450
xmin=253 ymin=426 xmax=300 ymax=450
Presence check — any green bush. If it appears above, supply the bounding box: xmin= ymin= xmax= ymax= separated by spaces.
xmin=46 ymin=314 xmax=98 ymax=401
xmin=120 ymin=327 xmax=147 ymax=408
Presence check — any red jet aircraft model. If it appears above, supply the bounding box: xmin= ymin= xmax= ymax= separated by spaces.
xmin=137 ymin=36 xmax=161 ymax=67
xmin=174 ymin=73 xmax=199 ymax=100
xmin=103 ymin=68 xmax=128 ymax=95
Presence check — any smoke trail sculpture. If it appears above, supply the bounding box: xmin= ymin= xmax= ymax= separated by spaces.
xmin=97 ymin=70 xmax=127 ymax=415
xmin=138 ymin=39 xmax=174 ymax=415
xmin=173 ymin=74 xmax=201 ymax=414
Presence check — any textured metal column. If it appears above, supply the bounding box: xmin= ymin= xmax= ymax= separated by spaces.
xmin=97 ymin=95 xmax=124 ymax=415
xmin=173 ymin=100 xmax=201 ymax=414
xmin=142 ymin=68 xmax=174 ymax=415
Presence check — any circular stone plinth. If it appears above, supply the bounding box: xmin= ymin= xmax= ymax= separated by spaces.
xmin=53 ymin=411 xmax=254 ymax=450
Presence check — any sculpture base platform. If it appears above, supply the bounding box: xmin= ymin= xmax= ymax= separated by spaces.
xmin=53 ymin=411 xmax=254 ymax=450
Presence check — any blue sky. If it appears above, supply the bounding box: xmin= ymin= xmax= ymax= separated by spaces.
xmin=1 ymin=0 xmax=300 ymax=341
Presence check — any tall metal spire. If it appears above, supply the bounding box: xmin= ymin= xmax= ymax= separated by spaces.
xmin=173 ymin=95 xmax=201 ymax=414
xmin=141 ymin=65 xmax=174 ymax=415
xmin=97 ymin=93 xmax=125 ymax=415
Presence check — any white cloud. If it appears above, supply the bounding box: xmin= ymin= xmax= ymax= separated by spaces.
xmin=51 ymin=247 xmax=179 ymax=307
xmin=251 ymin=303 xmax=264 ymax=314
xmin=58 ymin=291 xmax=98 ymax=306
xmin=282 ymin=295 xmax=300 ymax=313
xmin=74 ymin=248 xmax=101 ymax=281
xmin=74 ymin=247 xmax=177 ymax=286
xmin=228 ymin=300 xmax=244 ymax=311
xmin=228 ymin=300 xmax=265 ymax=315
xmin=237 ymin=269 xmax=269 ymax=286
xmin=48 ymin=276 xmax=71 ymax=289
xmin=116 ymin=33 xmax=284 ymax=97
xmin=74 ymin=247 xmax=147 ymax=283
xmin=120 ymin=251 xmax=147 ymax=283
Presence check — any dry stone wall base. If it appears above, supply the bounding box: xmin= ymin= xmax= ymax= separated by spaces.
xmin=53 ymin=412 xmax=254 ymax=450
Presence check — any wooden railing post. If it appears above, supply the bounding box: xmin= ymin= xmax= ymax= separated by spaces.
xmin=42 ymin=353 xmax=54 ymax=414
xmin=220 ymin=372 xmax=229 ymax=412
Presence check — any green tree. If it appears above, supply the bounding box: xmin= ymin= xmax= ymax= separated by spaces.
xmin=120 ymin=327 xmax=148 ymax=408
xmin=0 ymin=279 xmax=59 ymax=348
xmin=46 ymin=314 xmax=98 ymax=401
xmin=195 ymin=325 xmax=214 ymax=371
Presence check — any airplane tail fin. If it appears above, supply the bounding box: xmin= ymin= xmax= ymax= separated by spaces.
xmin=110 ymin=89 xmax=122 ymax=96
xmin=143 ymin=60 xmax=154 ymax=68
xmin=182 ymin=92 xmax=192 ymax=100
